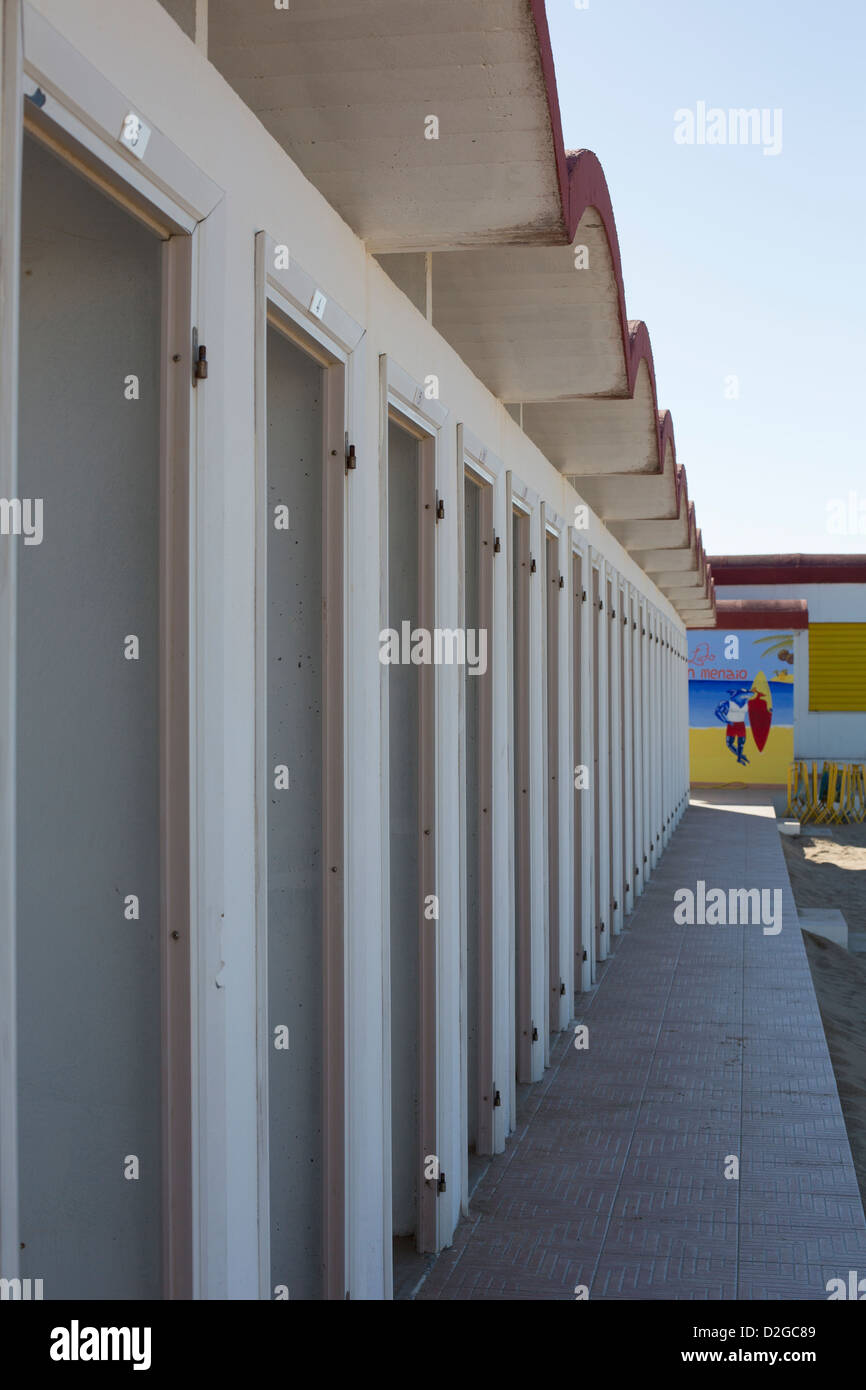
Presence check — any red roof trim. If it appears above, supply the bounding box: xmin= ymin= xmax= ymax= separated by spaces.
xmin=528 ymin=2 xmax=712 ymax=610
xmin=709 ymin=599 xmax=809 ymax=630
xmin=709 ymin=555 xmax=866 ymax=586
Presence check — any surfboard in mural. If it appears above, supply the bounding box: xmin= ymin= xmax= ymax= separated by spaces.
xmin=748 ymin=671 xmax=773 ymax=752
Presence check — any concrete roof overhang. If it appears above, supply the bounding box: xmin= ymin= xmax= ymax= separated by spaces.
xmin=208 ymin=0 xmax=715 ymax=625
xmin=208 ymin=0 xmax=567 ymax=251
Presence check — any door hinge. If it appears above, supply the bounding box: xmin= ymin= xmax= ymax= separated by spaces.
xmin=558 ymin=574 xmax=565 ymax=589
xmin=582 ymin=948 xmax=587 ymax=961
xmin=493 ymin=533 xmax=501 ymax=553
xmin=598 ymin=598 xmax=604 ymax=611
xmin=581 ymin=588 xmax=587 ymax=602
xmin=530 ymin=555 xmax=537 ymax=573
xmin=531 ymin=1024 xmax=539 ymax=1042
xmin=560 ymin=980 xmax=566 ymax=996
xmin=611 ymin=607 xmax=616 ymax=619
xmin=437 ymin=1171 xmax=446 ymax=1194
xmin=493 ymin=1089 xmax=501 ymax=1108
xmin=345 ymin=433 xmax=357 ymax=472
xmin=435 ymin=493 xmax=445 ymax=522
xmin=600 ymin=921 xmax=605 ymax=933
xmin=192 ymin=327 xmax=207 ymax=385
xmin=613 ymin=899 xmax=618 ymax=910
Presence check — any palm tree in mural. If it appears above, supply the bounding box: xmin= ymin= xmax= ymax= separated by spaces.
xmin=752 ymin=632 xmax=794 ymax=663
xmin=752 ymin=632 xmax=795 ymax=684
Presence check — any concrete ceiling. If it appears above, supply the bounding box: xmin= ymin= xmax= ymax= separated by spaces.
xmin=208 ymin=0 xmax=566 ymax=252
xmin=206 ymin=0 xmax=716 ymax=625
xmin=432 ymin=209 xmax=625 ymax=398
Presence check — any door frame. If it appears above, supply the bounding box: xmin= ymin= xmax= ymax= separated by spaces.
xmin=570 ymin=536 xmax=590 ymax=993
xmin=2 ymin=2 xmax=223 ymax=1297
xmin=253 ymin=231 xmax=363 ymax=1299
xmin=379 ymin=355 xmax=447 ymax=1266
xmin=541 ymin=507 xmax=566 ymax=1050
xmin=590 ymin=561 xmax=602 ymax=965
xmin=457 ymin=427 xmax=499 ymax=1174
xmin=506 ymin=471 xmax=540 ymax=1088
xmin=631 ymin=587 xmax=644 ymax=901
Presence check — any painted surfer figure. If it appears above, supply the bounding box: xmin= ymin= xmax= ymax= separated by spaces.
xmin=714 ymin=685 xmax=756 ymax=765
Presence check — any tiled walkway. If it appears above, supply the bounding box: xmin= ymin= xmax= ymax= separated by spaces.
xmin=418 ymin=794 xmax=866 ymax=1300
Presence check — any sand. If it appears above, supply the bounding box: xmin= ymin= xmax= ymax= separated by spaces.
xmin=781 ymin=824 xmax=866 ymax=946
xmin=781 ymin=823 xmax=866 ymax=1207
xmin=802 ymin=932 xmax=866 ymax=1210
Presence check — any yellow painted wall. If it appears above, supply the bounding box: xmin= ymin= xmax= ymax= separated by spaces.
xmin=690 ymin=725 xmax=793 ymax=785
xmin=808 ymin=623 xmax=866 ymax=711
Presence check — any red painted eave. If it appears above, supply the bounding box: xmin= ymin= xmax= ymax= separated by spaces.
xmin=711 ymin=599 xmax=809 ymax=630
xmin=709 ymin=554 xmax=866 ymax=586
xmin=528 ymin=2 xmax=715 ymax=620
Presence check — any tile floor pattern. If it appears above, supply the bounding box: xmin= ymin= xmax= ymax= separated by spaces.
xmin=417 ymin=795 xmax=866 ymax=1300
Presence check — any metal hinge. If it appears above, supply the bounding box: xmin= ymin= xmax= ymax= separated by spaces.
xmin=493 ymin=533 xmax=501 ymax=553
xmin=598 ymin=598 xmax=604 ymax=611
xmin=192 ymin=327 xmax=207 ymax=385
xmin=558 ymin=574 xmax=564 ymax=589
xmin=611 ymin=607 xmax=616 ymax=619
xmin=493 ymin=1089 xmax=501 ymax=1108
xmin=581 ymin=588 xmax=587 ymax=602
xmin=435 ymin=493 xmax=445 ymax=522
xmin=582 ymin=948 xmax=587 ymax=961
xmin=560 ymin=980 xmax=566 ymax=996
xmin=530 ymin=556 xmax=537 ymax=573
xmin=613 ymin=899 xmax=618 ymax=910
xmin=437 ymin=1172 xmax=446 ymax=1194
xmin=531 ymin=1024 xmax=539 ymax=1042
xmin=345 ymin=433 xmax=357 ymax=472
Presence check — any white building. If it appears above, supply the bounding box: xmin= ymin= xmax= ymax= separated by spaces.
xmin=710 ymin=555 xmax=866 ymax=763
xmin=0 ymin=0 xmax=713 ymax=1299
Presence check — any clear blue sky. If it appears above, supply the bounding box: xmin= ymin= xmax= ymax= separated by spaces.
xmin=546 ymin=0 xmax=866 ymax=556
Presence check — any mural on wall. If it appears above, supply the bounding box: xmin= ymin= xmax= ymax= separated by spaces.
xmin=688 ymin=631 xmax=795 ymax=785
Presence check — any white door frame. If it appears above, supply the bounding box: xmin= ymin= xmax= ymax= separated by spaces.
xmin=456 ymin=426 xmax=501 ymax=1187
xmin=379 ymin=355 xmax=448 ymax=1278
xmin=253 ymin=231 xmax=363 ymax=1299
xmin=1 ymin=0 xmax=223 ymax=1296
